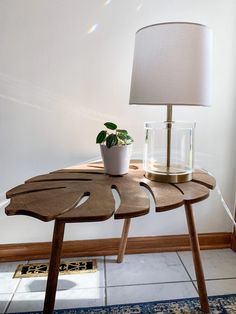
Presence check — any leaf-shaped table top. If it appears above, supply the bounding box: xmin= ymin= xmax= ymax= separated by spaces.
xmin=5 ymin=161 xmax=215 ymax=223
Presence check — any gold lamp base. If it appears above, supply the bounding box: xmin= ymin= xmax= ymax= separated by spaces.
xmin=145 ymin=171 xmax=192 ymax=183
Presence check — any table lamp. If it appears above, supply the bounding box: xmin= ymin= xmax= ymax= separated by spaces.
xmin=129 ymin=22 xmax=212 ymax=183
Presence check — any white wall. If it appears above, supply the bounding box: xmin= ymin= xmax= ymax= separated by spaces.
xmin=0 ymin=0 xmax=236 ymax=244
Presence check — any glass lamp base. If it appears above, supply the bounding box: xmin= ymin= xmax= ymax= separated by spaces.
xmin=144 ymin=120 xmax=195 ymax=184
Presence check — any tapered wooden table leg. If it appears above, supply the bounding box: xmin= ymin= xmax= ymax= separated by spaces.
xmin=184 ymin=203 xmax=209 ymax=313
xmin=117 ymin=218 xmax=131 ymax=263
xmin=43 ymin=220 xmax=65 ymax=314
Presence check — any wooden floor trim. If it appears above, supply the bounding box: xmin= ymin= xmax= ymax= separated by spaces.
xmin=231 ymin=231 xmax=236 ymax=252
xmin=0 ymin=232 xmax=232 ymax=262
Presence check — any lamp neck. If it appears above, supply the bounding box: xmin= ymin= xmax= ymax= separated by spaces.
xmin=166 ymin=104 xmax=173 ymax=123
xmin=166 ymin=105 xmax=173 ymax=170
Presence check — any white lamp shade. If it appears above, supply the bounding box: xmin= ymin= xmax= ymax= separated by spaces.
xmin=129 ymin=22 xmax=212 ymax=106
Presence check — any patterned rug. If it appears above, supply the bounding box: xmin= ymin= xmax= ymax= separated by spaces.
xmin=14 ymin=294 xmax=236 ymax=314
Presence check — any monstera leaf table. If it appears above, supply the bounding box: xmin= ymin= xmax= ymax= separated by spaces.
xmin=6 ymin=160 xmax=215 ymax=314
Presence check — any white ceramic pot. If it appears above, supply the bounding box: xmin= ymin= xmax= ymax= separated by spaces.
xmin=100 ymin=144 xmax=132 ymax=175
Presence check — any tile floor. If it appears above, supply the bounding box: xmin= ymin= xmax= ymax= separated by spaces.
xmin=1 ymin=249 xmax=236 ymax=313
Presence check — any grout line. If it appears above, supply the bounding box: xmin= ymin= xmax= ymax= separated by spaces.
xmin=204 ymin=277 xmax=236 ymax=281
xmin=4 ymin=294 xmax=14 ymax=314
xmin=104 ymin=256 xmax=108 ymax=306
xmin=176 ymin=252 xmax=199 ymax=294
xmin=4 ymin=261 xmax=27 ymax=314
xmin=106 ymin=280 xmax=193 ymax=289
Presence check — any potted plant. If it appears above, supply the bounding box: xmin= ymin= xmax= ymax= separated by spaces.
xmin=96 ymin=122 xmax=134 ymax=175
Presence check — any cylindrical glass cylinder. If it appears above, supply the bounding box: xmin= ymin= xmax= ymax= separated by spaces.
xmin=144 ymin=121 xmax=195 ymax=182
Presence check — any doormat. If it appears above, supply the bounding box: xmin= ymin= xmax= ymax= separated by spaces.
xmin=14 ymin=259 xmax=97 ymax=278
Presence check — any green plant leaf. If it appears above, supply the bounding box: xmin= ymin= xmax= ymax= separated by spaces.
xmin=117 ymin=130 xmax=127 ymax=140
xmin=96 ymin=130 xmax=107 ymax=143
xmin=116 ymin=129 xmax=128 ymax=134
xmin=126 ymin=135 xmax=133 ymax=140
xmin=106 ymin=134 xmax=118 ymax=148
xmin=124 ymin=135 xmax=134 ymax=145
xmin=116 ymin=130 xmax=128 ymax=141
xmin=104 ymin=122 xmax=117 ymax=130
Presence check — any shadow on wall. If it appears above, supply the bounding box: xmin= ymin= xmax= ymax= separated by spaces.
xmin=0 ymin=73 xmax=117 ymax=121
xmin=0 ymin=73 xmax=117 ymax=195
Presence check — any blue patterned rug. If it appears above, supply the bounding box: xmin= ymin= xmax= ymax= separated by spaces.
xmin=13 ymin=294 xmax=236 ymax=314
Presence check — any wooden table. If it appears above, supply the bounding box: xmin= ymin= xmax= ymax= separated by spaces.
xmin=5 ymin=160 xmax=215 ymax=313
